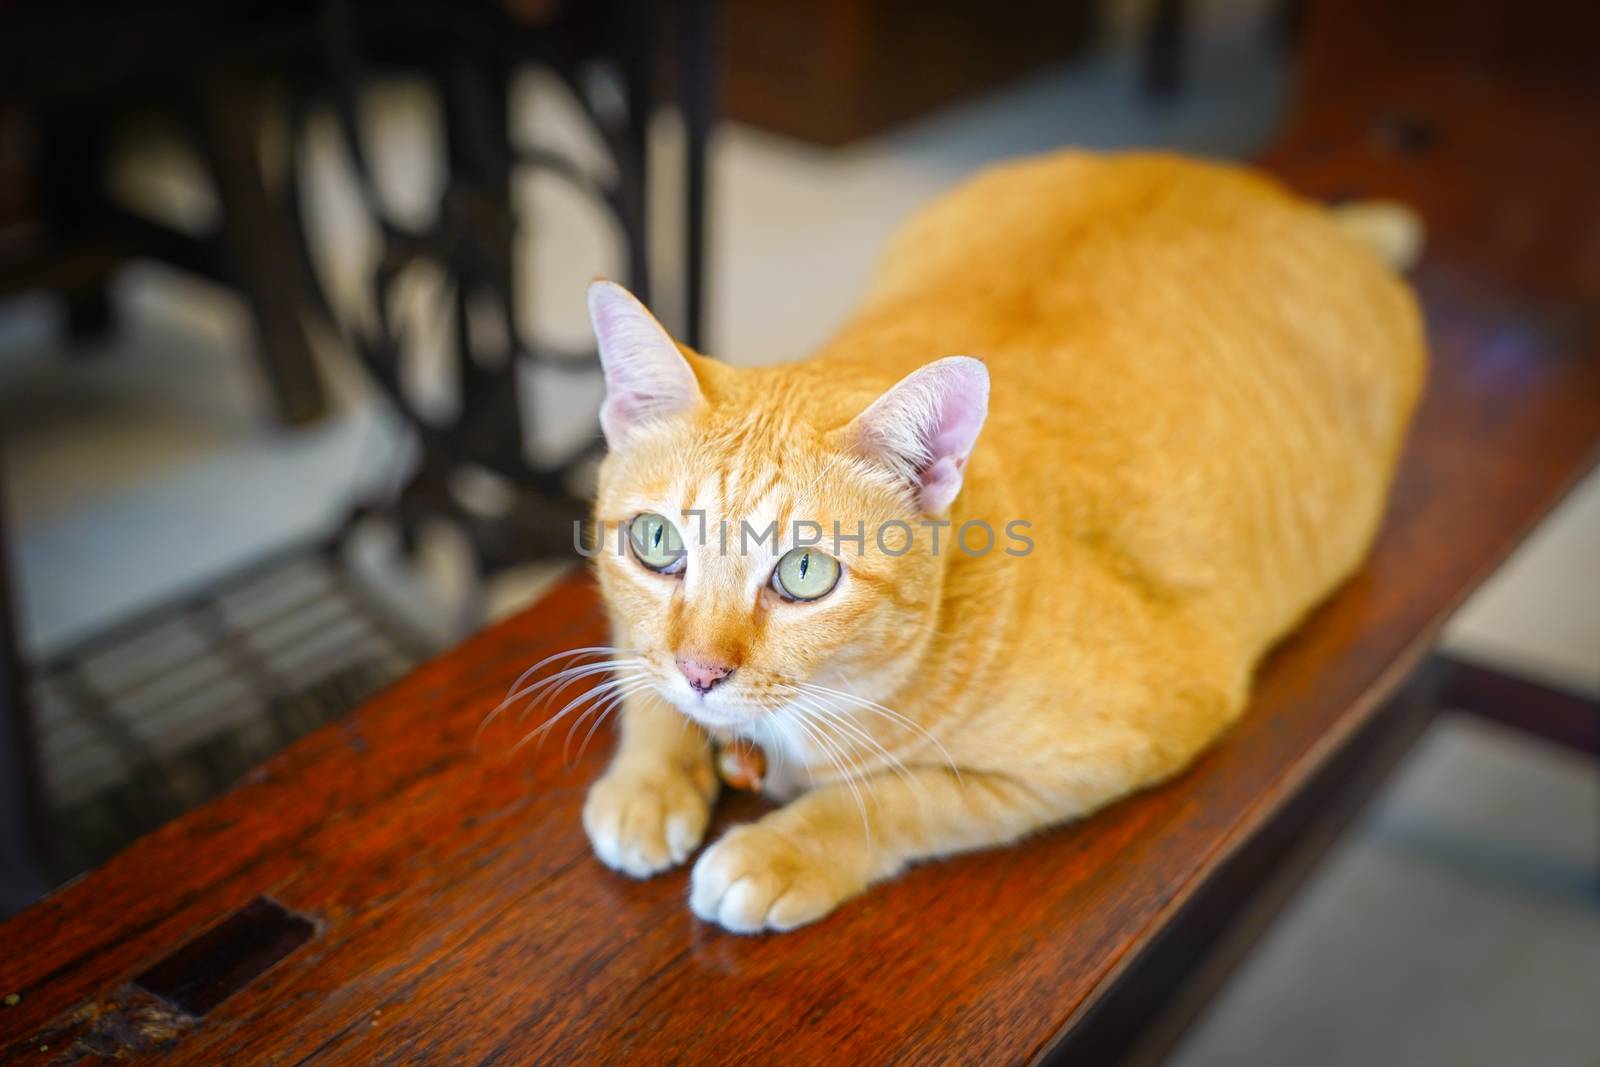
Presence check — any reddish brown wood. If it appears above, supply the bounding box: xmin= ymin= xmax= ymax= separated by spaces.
xmin=720 ymin=0 xmax=1095 ymax=145
xmin=4 ymin=1 xmax=1600 ymax=1062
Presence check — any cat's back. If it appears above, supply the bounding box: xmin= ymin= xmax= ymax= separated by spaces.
xmin=828 ymin=151 xmax=1425 ymax=655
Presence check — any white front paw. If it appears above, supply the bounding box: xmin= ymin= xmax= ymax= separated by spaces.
xmin=583 ymin=763 xmax=713 ymax=878
xmin=689 ymin=824 xmax=856 ymax=933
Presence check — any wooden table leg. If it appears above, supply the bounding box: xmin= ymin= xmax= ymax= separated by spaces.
xmin=1435 ymin=653 xmax=1600 ymax=893
xmin=1435 ymin=654 xmax=1599 ymax=757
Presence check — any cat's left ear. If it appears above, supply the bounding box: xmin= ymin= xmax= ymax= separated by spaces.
xmin=587 ymin=280 xmax=703 ymax=448
xmin=838 ymin=356 xmax=989 ymax=515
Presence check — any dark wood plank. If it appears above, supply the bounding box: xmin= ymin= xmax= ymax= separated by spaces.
xmin=1044 ymin=658 xmax=1451 ymax=1067
xmin=720 ymin=0 xmax=1097 ymax=145
xmin=1439 ymin=655 xmax=1600 ymax=757
xmin=3 ymin=0 xmax=1600 ymax=1062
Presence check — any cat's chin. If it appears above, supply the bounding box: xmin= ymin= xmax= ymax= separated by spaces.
xmin=669 ymin=701 xmax=762 ymax=732
xmin=659 ymin=686 xmax=767 ymax=732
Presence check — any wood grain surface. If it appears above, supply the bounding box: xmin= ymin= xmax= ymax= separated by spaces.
xmin=3 ymin=0 xmax=1599 ymax=1063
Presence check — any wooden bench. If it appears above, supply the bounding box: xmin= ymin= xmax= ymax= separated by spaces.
xmin=3 ymin=0 xmax=1597 ymax=1062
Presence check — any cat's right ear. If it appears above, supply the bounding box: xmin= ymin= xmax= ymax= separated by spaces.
xmin=587 ymin=280 xmax=702 ymax=449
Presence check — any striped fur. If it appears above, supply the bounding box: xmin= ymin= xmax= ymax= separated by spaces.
xmin=581 ymin=151 xmax=1426 ymax=933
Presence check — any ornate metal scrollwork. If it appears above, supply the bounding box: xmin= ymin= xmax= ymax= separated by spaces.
xmin=286 ymin=0 xmax=691 ymax=575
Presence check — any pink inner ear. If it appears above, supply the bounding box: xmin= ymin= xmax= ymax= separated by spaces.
xmin=853 ymin=355 xmax=990 ymax=515
xmin=587 ymin=281 xmax=699 ymax=446
xmin=930 ymin=386 xmax=987 ymax=459
xmin=602 ymin=393 xmax=649 ymax=425
xmin=917 ymin=456 xmax=966 ymax=515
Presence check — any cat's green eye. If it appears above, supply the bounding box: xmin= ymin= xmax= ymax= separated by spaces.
xmin=628 ymin=512 xmax=686 ymax=574
xmin=772 ymin=547 xmax=840 ymax=602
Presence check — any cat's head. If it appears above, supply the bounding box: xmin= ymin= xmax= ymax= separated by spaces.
xmin=585 ymin=281 xmax=988 ymax=731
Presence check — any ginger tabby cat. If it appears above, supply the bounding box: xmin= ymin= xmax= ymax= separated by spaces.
xmin=571 ymin=151 xmax=1425 ymax=933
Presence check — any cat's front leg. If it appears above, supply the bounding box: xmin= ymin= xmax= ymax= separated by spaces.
xmin=583 ymin=692 xmax=718 ymax=877
xmin=690 ymin=767 xmax=1052 ymax=933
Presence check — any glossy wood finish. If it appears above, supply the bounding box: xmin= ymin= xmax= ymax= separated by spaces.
xmin=4 ymin=0 xmax=1600 ymax=1062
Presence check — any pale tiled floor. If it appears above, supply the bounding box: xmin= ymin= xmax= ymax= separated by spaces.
xmin=0 ymin=8 xmax=1595 ymax=1064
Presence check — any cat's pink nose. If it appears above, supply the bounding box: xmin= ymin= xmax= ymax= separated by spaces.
xmin=676 ymin=656 xmax=734 ymax=695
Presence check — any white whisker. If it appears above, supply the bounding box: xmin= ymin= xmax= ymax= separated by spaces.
xmin=798 ymin=680 xmax=962 ymax=783
xmin=763 ymin=713 xmax=811 ymax=788
xmin=574 ymin=680 xmax=655 ymax=764
xmin=503 ymin=645 xmax=636 ymax=705
xmin=797 ymin=452 xmax=845 ymax=505
xmin=568 ymin=679 xmax=656 ymax=765
xmin=512 ymin=670 xmax=652 ymax=755
xmin=782 ymin=687 xmax=925 ymax=801
xmin=513 ymin=658 xmax=647 ymax=721
xmin=780 ymin=705 xmax=872 ymax=845
xmin=475 ymin=645 xmax=638 ymax=744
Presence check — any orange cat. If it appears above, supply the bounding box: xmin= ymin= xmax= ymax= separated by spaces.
xmin=573 ymin=151 xmax=1425 ymax=933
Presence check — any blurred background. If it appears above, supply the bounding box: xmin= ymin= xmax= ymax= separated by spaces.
xmin=0 ymin=0 xmax=1594 ymax=1061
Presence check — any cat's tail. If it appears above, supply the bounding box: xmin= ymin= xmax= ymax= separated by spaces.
xmin=1331 ymin=200 xmax=1425 ymax=272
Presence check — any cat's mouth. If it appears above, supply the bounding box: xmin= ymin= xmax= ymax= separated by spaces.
xmin=653 ymin=671 xmax=779 ymax=730
xmin=662 ymin=687 xmax=758 ymax=730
